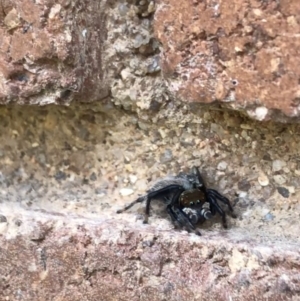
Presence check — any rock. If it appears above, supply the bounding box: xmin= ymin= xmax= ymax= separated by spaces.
xmin=264 ymin=212 xmax=275 ymax=221
xmin=260 ymin=207 xmax=271 ymax=218
xmin=118 ymin=3 xmax=129 ymax=16
xmin=129 ymin=175 xmax=138 ymax=184
xmin=273 ymin=175 xmax=287 ymax=185
xmin=258 ymin=174 xmax=269 ymax=187
xmin=160 ymin=149 xmax=173 ymax=163
xmin=89 ymin=172 xmax=97 ymax=181
xmin=236 ymin=197 xmax=250 ymax=209
xmin=95 ymin=188 xmax=106 ymax=197
xmin=272 ymin=160 xmax=287 ymax=172
xmin=119 ymin=188 xmax=134 ymax=196
xmin=262 ymin=153 xmax=272 ymax=161
xmin=238 ymin=192 xmax=248 ymax=199
xmin=217 ymin=161 xmax=228 ymax=171
xmin=277 ymin=274 xmax=292 ymax=293
xmin=1 ymin=210 xmax=300 ymax=301
xmin=253 ymin=107 xmax=268 ymax=121
xmin=153 ymin=0 xmax=300 ymax=121
xmin=240 ymin=124 xmax=253 ymax=130
xmin=287 ymin=186 xmax=295 ymax=194
xmin=54 ymin=171 xmax=67 ymax=181
xmin=0 ymin=215 xmax=7 ymax=223
xmin=238 ymin=179 xmax=251 ymax=191
xmin=277 ymin=187 xmax=290 ymax=198
xmin=4 ymin=8 xmax=20 ymax=30
xmin=0 ymin=0 xmax=108 ymax=105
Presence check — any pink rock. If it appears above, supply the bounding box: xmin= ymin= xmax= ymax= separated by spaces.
xmin=0 ymin=0 xmax=108 ymax=105
xmin=154 ymin=0 xmax=300 ymax=121
xmin=0 ymin=209 xmax=300 ymax=300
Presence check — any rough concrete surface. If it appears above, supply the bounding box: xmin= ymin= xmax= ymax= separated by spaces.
xmin=1 ymin=205 xmax=300 ymax=301
xmin=0 ymin=0 xmax=108 ymax=105
xmin=0 ymin=103 xmax=300 ymax=300
xmin=153 ymin=0 xmax=300 ymax=121
xmin=105 ymin=0 xmax=166 ymax=115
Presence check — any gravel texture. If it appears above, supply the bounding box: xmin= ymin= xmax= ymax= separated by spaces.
xmin=1 ymin=102 xmax=300 ymax=300
xmin=0 ymin=102 xmax=299 ymax=244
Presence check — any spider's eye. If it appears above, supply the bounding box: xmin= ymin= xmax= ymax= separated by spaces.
xmin=190 ymin=201 xmax=194 ymax=206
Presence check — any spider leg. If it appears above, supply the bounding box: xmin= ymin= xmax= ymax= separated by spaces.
xmin=198 ymin=208 xmax=213 ymax=220
xmin=168 ymin=188 xmax=184 ymax=206
xmin=117 ymin=184 xmax=183 ymax=217
xmin=163 ymin=189 xmax=186 ymax=227
xmin=194 ymin=166 xmax=207 ymax=191
xmin=116 ymin=195 xmax=145 ymax=213
xmin=188 ymin=208 xmax=213 ymax=226
xmin=143 ymin=196 xmax=151 ymax=224
xmin=167 ymin=190 xmax=201 ymax=235
xmin=169 ymin=189 xmax=196 ymax=230
xmin=207 ymin=194 xmax=228 ymax=228
xmin=174 ymin=206 xmax=201 ymax=233
xmin=207 ymin=189 xmax=237 ymax=217
xmin=166 ymin=205 xmax=185 ymax=227
xmin=144 ymin=185 xmax=184 ymax=224
xmin=210 ymin=202 xmax=216 ymax=216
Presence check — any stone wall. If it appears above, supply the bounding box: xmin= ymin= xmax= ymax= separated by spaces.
xmin=1 ymin=0 xmax=300 ymax=121
xmin=1 ymin=0 xmax=300 ymax=300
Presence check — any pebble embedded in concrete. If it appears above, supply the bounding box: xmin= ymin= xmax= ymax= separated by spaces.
xmin=258 ymin=174 xmax=269 ymax=186
xmin=160 ymin=149 xmax=173 ymax=163
xmin=272 ymin=160 xmax=286 ymax=172
xmin=264 ymin=212 xmax=275 ymax=221
xmin=119 ymin=188 xmax=134 ymax=196
xmin=273 ymin=175 xmax=286 ymax=185
xmin=0 ymin=215 xmax=7 ymax=223
xmin=217 ymin=161 xmax=228 ymax=171
xmin=129 ymin=175 xmax=138 ymax=184
xmin=277 ymin=187 xmax=289 ymax=198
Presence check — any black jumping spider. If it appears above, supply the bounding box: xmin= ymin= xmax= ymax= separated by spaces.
xmin=117 ymin=166 xmax=236 ymax=235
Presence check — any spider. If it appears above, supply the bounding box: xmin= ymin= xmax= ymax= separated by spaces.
xmin=117 ymin=166 xmax=236 ymax=235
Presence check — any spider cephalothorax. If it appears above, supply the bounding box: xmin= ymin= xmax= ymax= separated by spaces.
xmin=117 ymin=166 xmax=236 ymax=235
